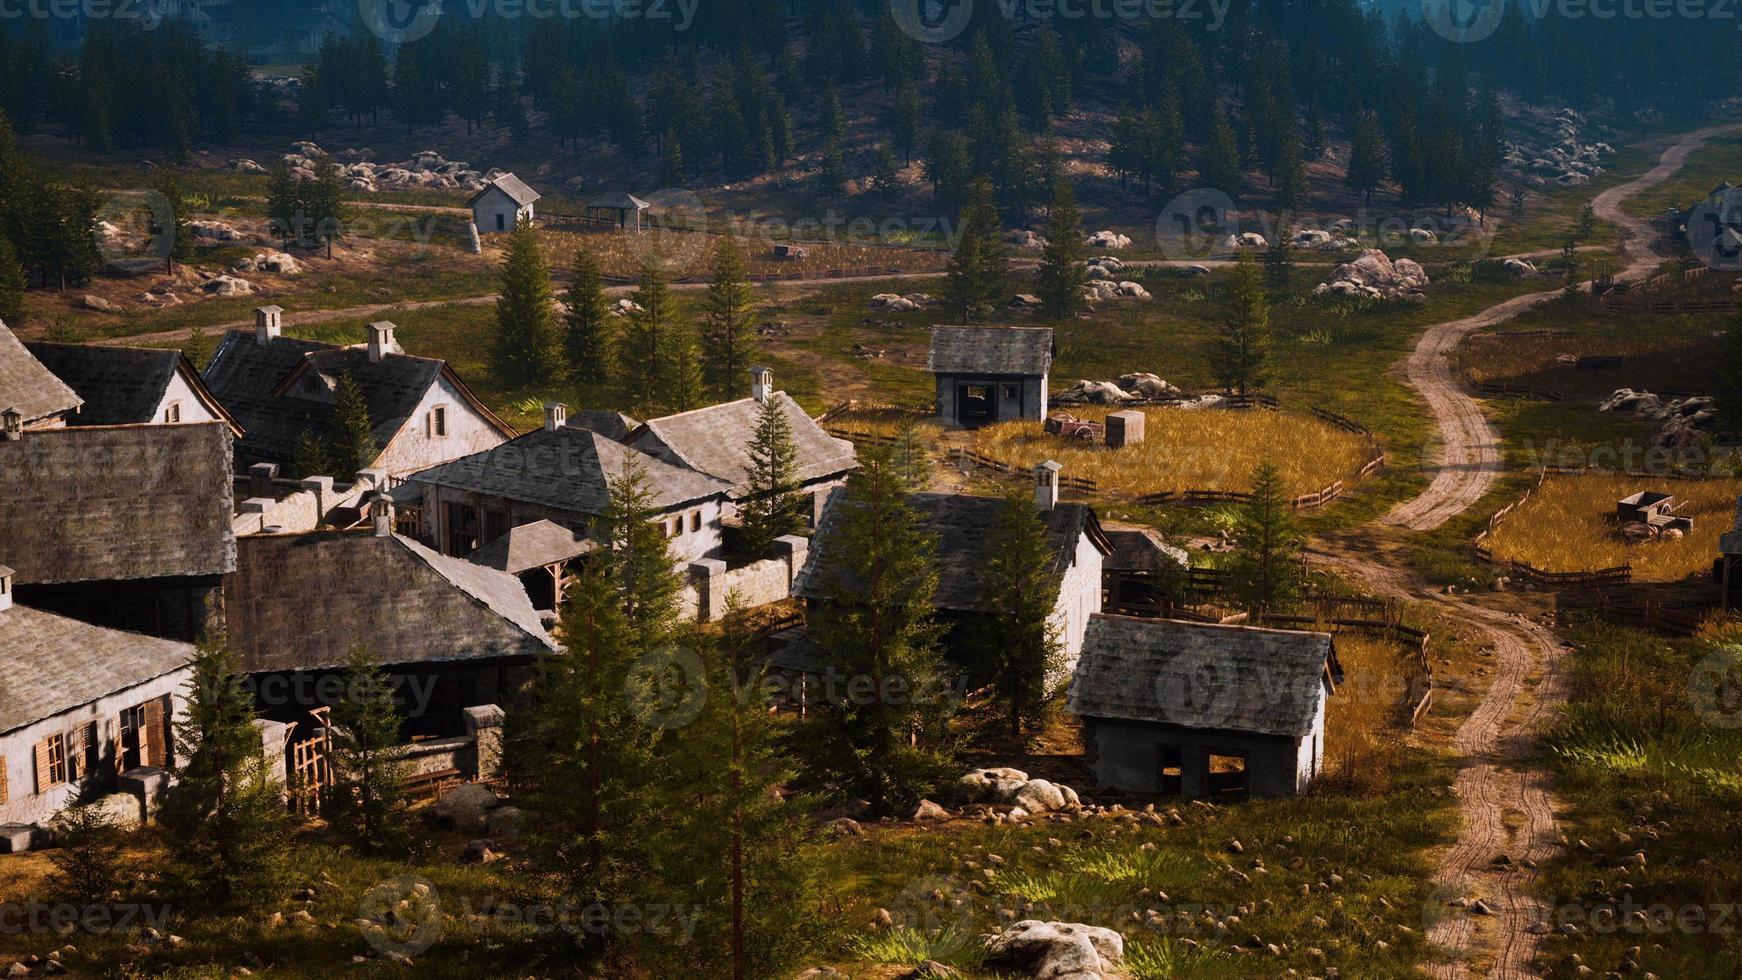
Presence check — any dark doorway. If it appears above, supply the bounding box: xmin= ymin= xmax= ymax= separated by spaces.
xmin=444 ymin=502 xmax=480 ymax=557
xmin=1205 ymin=751 xmax=1249 ymax=801
xmin=958 ymin=383 xmax=995 ymax=426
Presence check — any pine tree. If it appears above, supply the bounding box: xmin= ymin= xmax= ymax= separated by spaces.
xmin=870 ymin=146 xmax=900 ymax=197
xmin=292 ymin=429 xmax=336 ymax=480
xmin=49 ymin=801 xmax=122 ymax=906
xmin=889 ymin=80 xmax=921 ymax=164
xmin=309 ymin=157 xmax=346 ymax=259
xmin=817 ymin=137 xmax=846 ymax=196
xmin=799 ymin=441 xmax=953 ymax=815
xmin=739 ymin=394 xmax=804 ymax=557
xmin=665 ymin=323 xmax=705 ymax=413
xmin=1201 ymin=107 xmax=1243 ymax=202
xmin=266 ymin=162 xmax=297 ymax=247
xmin=1717 ymin=312 xmax=1742 ymax=428
xmin=702 ymin=238 xmax=757 ymax=400
xmin=326 ymin=644 xmax=410 ymax=853
xmin=159 ymin=637 xmax=293 ymax=909
xmin=1035 ymin=179 xmax=1088 ymax=320
xmin=1264 ymin=215 xmax=1294 ymax=296
xmin=564 ymin=248 xmax=613 ymax=386
xmin=1272 ymin=130 xmax=1308 ymax=213
xmin=972 ymin=488 xmax=1064 ymax=739
xmin=1346 ymin=111 xmax=1385 ymax=207
xmin=0 ymin=237 xmax=24 ymax=326
xmin=943 ymin=178 xmax=1007 ymax=323
xmin=491 ymin=219 xmax=559 ymax=387
xmin=1230 ymin=462 xmax=1300 ymax=613
xmin=181 ymin=325 xmax=213 ymax=372
xmin=602 ymin=456 xmax=683 ymax=650
xmin=1211 ymin=258 xmax=1273 ymax=396
xmin=331 ymin=371 xmax=377 ymax=473
xmin=620 ymin=256 xmax=676 ymax=414
xmin=1510 ymin=188 xmax=1527 ymax=220
xmin=152 ymin=172 xmax=193 ymax=274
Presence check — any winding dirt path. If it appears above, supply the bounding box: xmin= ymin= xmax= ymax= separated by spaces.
xmin=1381 ymin=123 xmax=1742 ymax=531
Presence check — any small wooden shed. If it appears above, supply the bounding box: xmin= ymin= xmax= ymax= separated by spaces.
xmin=927 ymin=326 xmax=1054 ymax=428
xmin=468 ymin=173 xmax=540 ymax=234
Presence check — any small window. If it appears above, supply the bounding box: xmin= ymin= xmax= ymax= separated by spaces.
xmin=165 ymin=401 xmax=182 ymax=423
xmin=74 ymin=722 xmax=98 ymax=780
xmin=1158 ymin=745 xmax=1183 ymax=796
xmin=1002 ymin=384 xmax=1019 ymax=400
xmin=689 ymin=511 xmax=701 ymax=532
xmin=430 ymin=405 xmax=448 ymax=438
xmin=40 ymin=733 xmax=67 ymax=790
xmin=670 ymin=517 xmax=682 ymax=538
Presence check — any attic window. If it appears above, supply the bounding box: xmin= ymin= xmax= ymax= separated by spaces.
xmin=430 ymin=405 xmax=448 ymax=438
xmin=165 ymin=401 xmax=182 ymax=423
xmin=690 ymin=511 xmax=701 ymax=532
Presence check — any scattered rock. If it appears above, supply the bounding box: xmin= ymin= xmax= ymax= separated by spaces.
xmin=201 ymin=275 xmax=254 ymax=297
xmin=1054 ymin=379 xmax=1138 ymax=406
xmin=1502 ymin=258 xmax=1538 ymax=276
xmin=984 ymin=920 xmax=1125 ymax=979
xmin=1009 ymin=293 xmax=1043 ymax=308
xmin=911 ymin=800 xmax=951 ymax=823
xmin=433 ymin=783 xmax=500 ymax=831
xmin=1085 ymin=230 xmax=1132 ymax=250
xmin=81 ymin=294 xmax=118 ymax=314
xmin=1312 ymin=249 xmax=1430 ymax=302
xmin=1007 ymin=229 xmax=1048 ymax=251
xmin=460 ymin=839 xmax=503 ymax=864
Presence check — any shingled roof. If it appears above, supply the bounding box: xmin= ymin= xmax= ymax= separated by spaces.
xmin=202 ymin=331 xmax=511 ymax=465
xmin=1068 ymin=616 xmax=1339 ymax=738
xmin=408 ymin=426 xmax=731 ymax=516
xmin=26 ymin=342 xmax=242 ymax=434
xmin=0 ymin=422 xmax=236 ymax=585
xmin=0 ymin=320 xmax=82 ymax=425
xmin=630 ymin=393 xmax=856 ymax=495
xmin=927 ymin=326 xmax=1054 ymax=376
xmin=468 ymin=172 xmax=540 ymax=208
xmin=1102 ymin=526 xmax=1191 ymax=574
xmin=567 ymin=409 xmax=641 ymax=442
xmin=226 ymin=530 xmax=558 ymax=673
xmin=468 ymin=519 xmax=595 ymax=575
xmin=0 ymin=605 xmax=195 ymax=736
xmin=793 ymin=490 xmax=1109 ymax=613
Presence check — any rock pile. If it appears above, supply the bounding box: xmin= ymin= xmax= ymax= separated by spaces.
xmin=1292 ymin=228 xmax=1360 ymax=251
xmin=1509 ymin=108 xmax=1614 ymax=188
xmin=1599 ymin=388 xmax=1719 ymax=447
xmin=869 ymin=292 xmax=931 ymax=312
xmin=1221 ymin=231 xmax=1270 ymax=249
xmin=1008 ymin=229 xmax=1048 ymax=251
xmin=1054 ymin=373 xmax=1193 ymax=406
xmin=1085 ymin=230 xmax=1131 ymax=250
xmin=1312 ymin=249 xmax=1430 ymax=302
xmin=231 ymin=251 xmax=302 ymax=276
xmin=262 ymin=143 xmax=498 ymax=195
xmin=957 ymin=767 xmax=1082 ymax=820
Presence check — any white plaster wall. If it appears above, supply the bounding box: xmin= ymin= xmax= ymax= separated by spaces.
xmin=1051 ymin=530 xmax=1105 ymax=679
xmin=377 ymin=374 xmax=511 ymax=479
xmin=1294 ymin=683 xmax=1329 ymax=793
xmin=151 ymin=371 xmax=223 ymax=425
xmin=0 ymin=670 xmax=190 ymax=827
xmin=472 ymin=190 xmax=532 ymax=234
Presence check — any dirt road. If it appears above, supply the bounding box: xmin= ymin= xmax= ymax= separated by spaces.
xmin=1381 ymin=123 xmax=1742 ymax=532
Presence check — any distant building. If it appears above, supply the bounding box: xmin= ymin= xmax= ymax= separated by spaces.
xmin=0 ymin=320 xmax=83 ymax=430
xmin=793 ymin=462 xmax=1110 ymax=675
xmin=468 ymin=173 xmax=540 ymax=233
xmin=0 ymin=578 xmax=193 ymax=846
xmin=0 ymin=420 xmax=236 ymax=640
xmin=629 ymin=368 xmax=857 ymax=526
xmin=203 ymin=309 xmax=515 ymax=479
xmin=401 ymin=403 xmax=733 ymax=565
xmin=928 ymin=326 xmax=1053 ymax=428
xmin=1715 ymin=496 xmax=1742 ymax=607
xmin=1069 ymin=616 xmax=1341 ymax=800
xmin=26 ymin=342 xmax=242 ymax=435
xmin=1101 ymin=525 xmax=1192 ymax=615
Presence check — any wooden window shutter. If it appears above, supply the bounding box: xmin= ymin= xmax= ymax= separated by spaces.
xmin=34 ymin=739 xmax=51 ymax=795
xmin=142 ymin=699 xmax=166 ymax=769
xmin=0 ymin=756 xmax=8 ymax=803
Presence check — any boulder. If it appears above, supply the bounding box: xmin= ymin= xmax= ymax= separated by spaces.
xmin=1409 ymin=227 xmax=1438 ymax=244
xmin=189 ymin=220 xmax=241 ymax=242
xmin=1054 ymin=379 xmax=1137 ymax=406
xmin=1502 ymin=258 xmax=1538 ymax=276
xmin=911 ymin=800 xmax=951 ymax=823
xmin=1009 ymin=294 xmax=1043 ymax=308
xmin=433 ymin=783 xmax=499 ymax=831
xmin=1312 ymin=249 xmax=1430 ymax=302
xmin=610 ymin=298 xmax=644 ymax=317
xmin=869 ymin=293 xmax=919 ymax=312
xmin=959 ymin=768 xmax=1030 ymax=805
xmin=1007 ymin=229 xmax=1048 ymax=251
xmin=1012 ymin=779 xmax=1067 ymax=814
xmin=459 ymin=839 xmax=503 ymax=864
xmin=81 ymin=294 xmax=118 ymax=313
xmin=1237 ymin=231 xmax=1269 ymax=248
xmin=200 ymin=275 xmax=254 ymax=297
xmin=1085 ymin=230 xmax=1131 ymax=250
xmin=485 ymin=806 xmax=523 ymax=838
xmin=230 ymin=159 xmax=268 ymax=174
xmin=257 ymin=252 xmax=302 ymax=276
xmin=1118 ymin=373 xmax=1181 ymax=399
xmin=984 ymin=921 xmax=1125 ymax=979
xmin=1115 ymin=281 xmax=1152 ymax=300
xmin=1599 ymin=389 xmax=1664 ymax=417
xmin=1183 ymin=264 xmax=1212 ymax=276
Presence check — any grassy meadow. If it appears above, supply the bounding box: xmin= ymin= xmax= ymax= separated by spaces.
xmin=1485 ymin=474 xmax=1742 ymax=580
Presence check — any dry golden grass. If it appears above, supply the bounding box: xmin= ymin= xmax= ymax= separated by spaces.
xmin=967 ymin=406 xmax=1372 ymax=498
xmin=1486 ymin=474 xmax=1742 ymax=581
xmin=1322 ymin=632 xmax=1421 ymax=794
xmin=536 ymin=225 xmax=950 ymax=281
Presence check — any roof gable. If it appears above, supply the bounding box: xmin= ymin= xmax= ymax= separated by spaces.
xmin=0 ymin=320 xmax=83 ymax=424
xmin=27 ymin=342 xmax=243 ymax=435
xmin=226 ymin=530 xmax=558 ymax=673
xmin=1068 ymin=616 xmax=1337 ymax=737
xmin=469 ymin=173 xmax=540 ymax=208
xmin=0 ymin=421 xmax=237 ymax=585
xmin=468 ymin=519 xmax=595 ymax=574
xmin=631 ymin=393 xmax=856 ymax=493
xmin=928 ymin=326 xmax=1054 ymax=376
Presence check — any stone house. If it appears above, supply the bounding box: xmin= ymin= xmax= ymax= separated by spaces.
xmin=793 ymin=462 xmax=1110 ymax=679
xmin=400 ymin=403 xmax=733 ymax=565
xmin=202 ymin=309 xmax=515 ymax=479
xmin=628 ymin=368 xmax=857 ymax=527
xmin=26 ymin=342 xmax=243 ymax=434
xmin=0 ymin=571 xmax=192 ymax=848
xmin=468 ymin=173 xmax=540 ymax=233
xmin=0 ymin=419 xmax=236 ymax=640
xmin=223 ymin=509 xmax=559 ymax=741
xmin=0 ymin=319 xmax=82 ymax=430
xmin=928 ymin=326 xmax=1053 ymax=428
xmin=1069 ymin=616 xmax=1342 ymax=800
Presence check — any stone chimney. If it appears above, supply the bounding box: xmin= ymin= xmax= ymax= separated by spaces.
xmin=1 ymin=408 xmax=20 ymax=442
xmin=544 ymin=402 xmax=567 ymax=432
xmin=1035 ymin=460 xmax=1062 ymax=511
xmin=750 ymin=366 xmax=773 ymax=405
xmin=367 ymin=321 xmax=398 ymax=363
xmin=370 ymin=493 xmax=394 ymax=537
xmin=0 ymin=565 xmax=12 ymax=614
xmin=255 ymin=305 xmax=283 ymax=345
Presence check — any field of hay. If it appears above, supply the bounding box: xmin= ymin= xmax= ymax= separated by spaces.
xmin=1486 ymin=474 xmax=1742 ymax=580
xmin=967 ymin=406 xmax=1373 ymax=499
xmin=1324 ymin=632 xmax=1421 ymax=773
xmin=536 ymin=224 xmax=951 ymax=281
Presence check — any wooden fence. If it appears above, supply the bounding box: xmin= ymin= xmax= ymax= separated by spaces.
xmin=1255 ymin=613 xmax=1435 ymax=727
xmin=1591 ymin=591 xmax=1706 ymax=636
xmin=1471 ymin=469 xmax=1634 ymax=586
xmin=1462 ymin=371 xmax=1567 ymax=402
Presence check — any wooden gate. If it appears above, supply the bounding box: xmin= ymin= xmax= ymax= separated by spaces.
xmin=288 ymin=707 xmax=332 ymax=816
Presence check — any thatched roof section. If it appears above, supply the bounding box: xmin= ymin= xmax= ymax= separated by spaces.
xmin=409 ymin=426 xmax=730 ymax=517
xmin=0 ymin=605 xmax=194 ymax=735
xmin=468 ymin=519 xmax=594 ymax=574
xmin=226 ymin=530 xmax=558 ymax=673
xmin=0 ymin=320 xmax=82 ymax=425
xmin=630 ymin=393 xmax=855 ymax=495
xmin=793 ymin=490 xmax=1108 ymax=613
xmin=27 ymin=342 xmax=242 ymax=435
xmin=927 ymin=326 xmax=1053 ymax=376
xmin=0 ymin=422 xmax=236 ymax=585
xmin=468 ymin=173 xmax=540 ymax=207
xmin=1068 ymin=616 xmax=1338 ymax=737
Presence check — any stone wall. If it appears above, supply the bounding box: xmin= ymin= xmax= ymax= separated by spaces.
xmin=685 ymin=535 xmax=809 ymax=621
